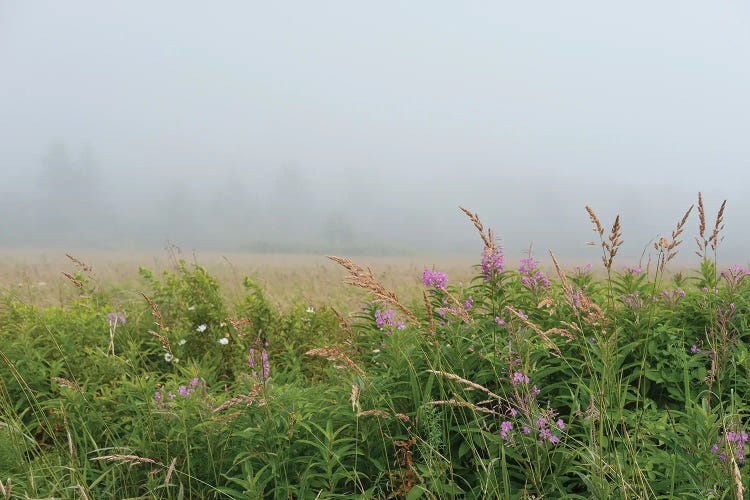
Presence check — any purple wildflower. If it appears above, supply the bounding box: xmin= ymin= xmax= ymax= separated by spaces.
xmin=518 ymin=257 xmax=551 ymax=290
xmin=422 ymin=269 xmax=448 ymax=290
xmin=500 ymin=420 xmax=513 ymax=439
xmin=481 ymin=248 xmax=504 ymax=279
xmin=261 ymin=349 xmax=270 ymax=379
xmin=107 ymin=312 xmax=126 ymax=327
xmin=495 ymin=317 xmax=506 ymax=327
xmin=375 ymin=308 xmax=399 ymax=336
xmin=623 ymin=265 xmax=642 ymax=275
xmin=154 ymin=391 xmax=162 ymax=404
xmin=511 ymin=372 xmax=530 ymax=386
xmin=464 ymin=296 xmax=473 ymax=310
xmin=519 ymin=257 xmax=538 ymax=274
xmin=690 ymin=345 xmax=699 ymax=354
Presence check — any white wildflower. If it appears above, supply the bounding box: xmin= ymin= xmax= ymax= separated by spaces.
xmin=178 ymin=339 xmax=186 ymax=346
xmin=196 ymin=324 xmax=207 ymax=333
xmin=164 ymin=352 xmax=174 ymax=362
xmin=218 ymin=337 xmax=229 ymax=345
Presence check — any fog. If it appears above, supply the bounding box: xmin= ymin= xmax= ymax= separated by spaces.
xmin=1 ymin=2 xmax=749 ymax=264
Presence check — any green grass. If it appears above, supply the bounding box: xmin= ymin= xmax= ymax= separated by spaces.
xmin=1 ymin=200 xmax=749 ymax=498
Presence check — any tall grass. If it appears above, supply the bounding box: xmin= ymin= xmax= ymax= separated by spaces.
xmin=0 ymin=193 xmax=748 ymax=498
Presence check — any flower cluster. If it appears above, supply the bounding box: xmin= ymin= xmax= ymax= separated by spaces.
xmin=711 ymin=428 xmax=749 ymax=464
xmin=535 ymin=413 xmax=566 ymax=445
xmin=481 ymin=247 xmax=504 ymax=280
xmin=248 ymin=342 xmax=271 ymax=380
xmin=500 ymin=370 xmax=564 ymax=446
xmin=511 ymin=371 xmax=530 ymax=386
xmin=659 ymin=288 xmax=686 ymax=307
xmin=374 ymin=307 xmax=406 ymax=336
xmin=575 ymin=263 xmax=593 ymax=275
xmin=622 ymin=265 xmax=642 ymax=275
xmin=464 ymin=295 xmax=473 ymax=310
xmin=422 ymin=269 xmax=448 ymax=290
xmin=154 ymin=377 xmax=201 ymax=404
xmin=518 ymin=257 xmax=551 ymax=291
xmin=721 ymin=265 xmax=750 ymax=292
xmin=620 ymin=291 xmax=644 ymax=310
xmin=107 ymin=312 xmax=126 ymax=327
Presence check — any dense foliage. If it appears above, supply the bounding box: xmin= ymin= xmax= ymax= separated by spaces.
xmin=1 ymin=200 xmax=749 ymax=499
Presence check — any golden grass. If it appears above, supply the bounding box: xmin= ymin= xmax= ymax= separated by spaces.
xmin=0 ymin=247 xmax=694 ymax=316
xmin=0 ymin=249 xmax=477 ymax=311
xmin=327 ymin=255 xmax=417 ymax=323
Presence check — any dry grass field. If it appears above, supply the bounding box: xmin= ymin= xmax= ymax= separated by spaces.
xmin=0 ymin=248 xmax=482 ymax=311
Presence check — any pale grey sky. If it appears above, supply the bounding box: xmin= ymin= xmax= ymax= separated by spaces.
xmin=1 ymin=2 xmax=748 ymax=262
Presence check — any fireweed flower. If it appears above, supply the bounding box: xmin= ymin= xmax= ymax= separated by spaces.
xmin=622 ymin=265 xmax=642 ymax=275
xmin=500 ymin=421 xmax=513 ymax=439
xmin=518 ymin=257 xmax=551 ymax=290
xmin=660 ymin=288 xmax=686 ymax=307
xmin=375 ymin=307 xmax=403 ymax=336
xmin=261 ymin=349 xmax=270 ymax=378
xmin=481 ymin=247 xmax=504 ymax=279
xmin=422 ymin=269 xmax=448 ymax=290
xmin=721 ymin=264 xmax=750 ymax=289
xmin=533 ymin=411 xmax=565 ymax=445
xmin=620 ymin=291 xmax=643 ymax=310
xmin=248 ymin=345 xmax=270 ymax=379
xmin=154 ymin=378 xmax=200 ymax=405
xmin=107 ymin=312 xmax=126 ymax=327
xmin=512 ymin=372 xmax=530 ymax=386
xmin=495 ymin=317 xmax=506 ymax=327
xmin=711 ymin=427 xmax=749 ymax=464
xmin=464 ymin=296 xmax=473 ymax=310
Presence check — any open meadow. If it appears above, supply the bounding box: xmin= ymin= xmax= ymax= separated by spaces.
xmin=1 ymin=200 xmax=750 ymax=499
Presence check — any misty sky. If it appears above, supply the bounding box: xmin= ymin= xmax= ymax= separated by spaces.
xmin=1 ymin=2 xmax=749 ymax=263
